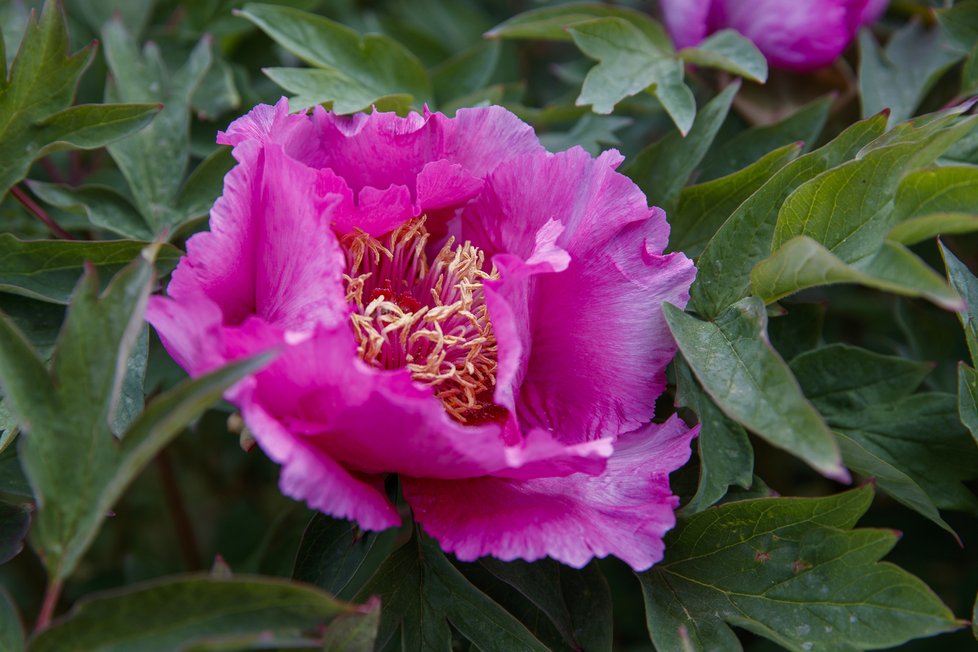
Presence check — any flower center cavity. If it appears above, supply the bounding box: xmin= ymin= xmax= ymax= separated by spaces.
xmin=341 ymin=217 xmax=504 ymax=424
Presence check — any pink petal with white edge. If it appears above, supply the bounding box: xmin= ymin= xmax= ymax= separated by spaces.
xmin=403 ymin=415 xmax=699 ymax=571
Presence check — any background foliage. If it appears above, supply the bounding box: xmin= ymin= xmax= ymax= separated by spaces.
xmin=0 ymin=0 xmax=977 ymax=650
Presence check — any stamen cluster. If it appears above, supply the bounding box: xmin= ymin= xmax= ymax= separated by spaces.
xmin=341 ymin=218 xmax=500 ymax=423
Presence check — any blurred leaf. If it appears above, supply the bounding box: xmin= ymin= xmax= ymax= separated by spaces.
xmin=0 ymin=293 xmax=64 ymax=360
xmin=961 ymin=364 xmax=978 ymax=446
xmin=25 ymin=180 xmax=149 ymax=240
xmin=641 ymin=488 xmax=964 ymax=652
xmin=173 ymin=147 xmax=234 ymax=225
xmin=674 ymin=358 xmax=753 ymax=516
xmin=669 ymin=142 xmax=800 ymax=256
xmin=72 ymin=0 xmax=155 ymax=37
xmin=292 ymin=513 xmax=400 ymax=601
xmin=752 ymin=236 xmax=963 ymax=310
xmin=791 ymin=345 xmax=960 ymax=533
xmin=678 ymin=29 xmax=767 ymax=83
xmin=30 ymin=575 xmax=360 ymax=652
xmin=432 ymin=41 xmax=500 ymax=106
xmin=663 ymin=298 xmax=846 ymax=481
xmin=485 ymin=3 xmax=660 ymax=42
xmin=262 ymin=67 xmax=413 ymax=115
xmin=479 ymin=558 xmax=613 ymax=652
xmin=111 ymin=326 xmax=147 ymax=435
xmin=699 ymin=95 xmax=832 ymax=181
xmin=355 ymin=534 xmax=548 ymax=651
xmin=941 ymin=242 xmax=978 ymax=365
xmin=569 ymin=17 xmax=694 ymax=132
xmin=0 ymin=249 xmax=271 ymax=581
xmin=0 ymin=447 xmax=31 ymax=504
xmin=0 ymin=588 xmax=24 ymax=652
xmin=0 ymin=500 xmax=30 ymax=564
xmin=0 ymin=1 xmax=158 ymax=199
xmin=0 ymin=235 xmax=180 ymax=304
xmin=767 ymin=302 xmax=826 ymax=361
xmin=191 ymin=55 xmax=241 ymax=120
xmin=103 ymin=20 xmax=212 ymax=235
xmin=239 ymin=3 xmax=431 ymax=112
xmin=539 ymin=113 xmax=631 ymax=155
xmin=322 ymin=598 xmax=380 ymax=652
xmin=623 ymin=81 xmax=738 ymax=213
xmin=692 ymin=113 xmax=887 ymax=319
xmin=859 ymin=20 xmax=963 ymax=124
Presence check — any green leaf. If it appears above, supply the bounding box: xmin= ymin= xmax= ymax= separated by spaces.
xmin=103 ymin=20 xmax=212 ymax=235
xmin=0 ymin=1 xmax=158 ymax=199
xmin=0 ymin=248 xmax=272 ymax=580
xmin=674 ymin=358 xmax=753 ymax=516
xmin=485 ymin=3 xmax=663 ymax=42
xmin=432 ymin=41 xmax=500 ymax=106
xmin=239 ymin=3 xmax=431 ymax=111
xmin=940 ymin=241 xmax=978 ymax=366
xmin=859 ymin=21 xmax=964 ymax=124
xmin=663 ymin=298 xmax=846 ymax=481
xmin=0 ymin=499 xmax=30 ymax=564
xmin=25 ymin=180 xmax=150 ymax=240
xmin=538 ymin=113 xmax=631 ymax=155
xmin=292 ymin=513 xmax=401 ymax=601
xmin=791 ymin=345 xmax=959 ymax=534
xmin=641 ymin=488 xmax=964 ymax=652
xmin=960 ymin=364 xmax=978 ymax=447
xmin=478 ymin=558 xmax=613 ymax=652
xmin=261 ymin=67 xmax=413 ymax=115
xmin=679 ymin=29 xmax=767 ymax=83
xmin=623 ymin=81 xmax=738 ymax=213
xmin=831 ymin=393 xmax=978 ymax=514
xmin=699 ymin=95 xmax=832 ymax=182
xmin=172 ymin=146 xmax=235 ymax=225
xmin=0 ymin=235 xmax=181 ymax=304
xmin=569 ymin=17 xmax=694 ymax=132
xmin=751 ymin=236 xmax=964 ymax=311
xmin=322 ymin=598 xmax=381 ymax=652
xmin=0 ymin=588 xmax=24 ymax=652
xmin=668 ymin=142 xmax=800 ymax=256
xmin=772 ymin=114 xmax=978 ymax=263
xmin=692 ymin=113 xmax=887 ymax=319
xmin=355 ymin=534 xmax=548 ymax=651
xmin=888 ymin=213 xmax=978 ymax=245
xmin=29 ymin=574 xmax=360 ymax=652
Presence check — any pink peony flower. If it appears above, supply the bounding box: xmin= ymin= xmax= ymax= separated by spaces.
xmin=147 ymin=99 xmax=698 ymax=571
xmin=660 ymin=0 xmax=889 ymax=72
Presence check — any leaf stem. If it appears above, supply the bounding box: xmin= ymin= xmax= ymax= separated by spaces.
xmin=10 ymin=185 xmax=74 ymax=240
xmin=35 ymin=578 xmax=62 ymax=632
xmin=156 ymin=448 xmax=201 ymax=571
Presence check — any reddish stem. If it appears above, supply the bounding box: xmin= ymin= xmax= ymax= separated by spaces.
xmin=34 ymin=578 xmax=62 ymax=632
xmin=9 ymin=185 xmax=74 ymax=240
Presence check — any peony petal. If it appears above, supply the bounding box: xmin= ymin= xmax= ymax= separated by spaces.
xmin=519 ymin=218 xmax=696 ymax=441
xmin=242 ymin=399 xmax=399 ymax=530
xmin=717 ymin=0 xmax=863 ymax=71
xmin=859 ymin=0 xmax=888 ymax=26
xmin=170 ymin=142 xmax=348 ymax=331
xmin=145 ymin=293 xmax=226 ymax=376
xmin=659 ymin=0 xmax=714 ymax=49
xmin=404 ymin=415 xmax=698 ymax=571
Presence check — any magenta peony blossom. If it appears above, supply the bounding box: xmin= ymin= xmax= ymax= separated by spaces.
xmin=146 ymin=99 xmax=698 ymax=570
xmin=660 ymin=0 xmax=889 ymax=72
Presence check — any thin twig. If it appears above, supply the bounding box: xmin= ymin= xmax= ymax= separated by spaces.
xmin=10 ymin=185 xmax=74 ymax=240
xmin=156 ymin=448 xmax=202 ymax=571
xmin=34 ymin=578 xmax=62 ymax=632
